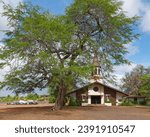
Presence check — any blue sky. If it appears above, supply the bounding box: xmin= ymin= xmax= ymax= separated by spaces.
xmin=0 ymin=0 xmax=150 ymax=96
xmin=27 ymin=0 xmax=74 ymax=15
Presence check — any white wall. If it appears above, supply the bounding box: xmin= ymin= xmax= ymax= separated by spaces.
xmin=88 ymin=84 xmax=104 ymax=104
xmin=88 ymin=84 xmax=104 ymax=96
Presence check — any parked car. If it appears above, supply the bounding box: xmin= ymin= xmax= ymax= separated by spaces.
xmin=7 ymin=100 xmax=38 ymax=105
xmin=18 ymin=100 xmax=28 ymax=104
xmin=27 ymin=100 xmax=38 ymax=105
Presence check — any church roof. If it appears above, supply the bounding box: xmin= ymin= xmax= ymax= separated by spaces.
xmin=66 ymin=81 xmax=128 ymax=96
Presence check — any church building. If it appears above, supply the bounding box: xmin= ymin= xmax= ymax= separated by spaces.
xmin=67 ymin=55 xmax=128 ymax=106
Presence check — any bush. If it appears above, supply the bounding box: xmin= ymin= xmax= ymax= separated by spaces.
xmin=120 ymin=101 xmax=134 ymax=106
xmin=25 ymin=93 xmax=39 ymax=100
xmin=38 ymin=97 xmax=45 ymax=101
xmin=69 ymin=97 xmax=81 ymax=106
xmin=13 ymin=96 xmax=20 ymax=101
xmin=49 ymin=96 xmax=56 ymax=103
xmin=0 ymin=95 xmax=21 ymax=102
xmin=2 ymin=95 xmax=14 ymax=102
xmin=138 ymin=100 xmax=146 ymax=105
xmin=129 ymin=100 xmax=146 ymax=105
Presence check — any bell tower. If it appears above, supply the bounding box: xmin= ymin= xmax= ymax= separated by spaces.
xmin=90 ymin=55 xmax=103 ymax=83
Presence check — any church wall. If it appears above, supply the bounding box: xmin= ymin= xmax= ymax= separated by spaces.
xmin=88 ymin=84 xmax=104 ymax=96
xmin=69 ymin=92 xmax=76 ymax=99
xmin=116 ymin=92 xmax=125 ymax=106
xmin=88 ymin=84 xmax=104 ymax=104
xmin=68 ymin=84 xmax=128 ymax=106
xmin=104 ymin=86 xmax=116 ymax=105
xmin=76 ymin=89 xmax=88 ymax=102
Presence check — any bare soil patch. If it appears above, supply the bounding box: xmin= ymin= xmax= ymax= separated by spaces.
xmin=0 ymin=104 xmax=150 ymax=120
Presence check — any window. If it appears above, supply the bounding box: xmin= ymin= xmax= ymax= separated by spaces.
xmin=94 ymin=67 xmax=100 ymax=75
xmin=93 ymin=86 xmax=99 ymax=92
xmin=81 ymin=94 xmax=87 ymax=102
xmin=105 ymin=94 xmax=111 ymax=101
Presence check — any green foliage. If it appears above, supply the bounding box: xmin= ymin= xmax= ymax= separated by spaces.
xmin=13 ymin=96 xmax=20 ymax=101
xmin=69 ymin=96 xmax=81 ymax=106
xmin=25 ymin=93 xmax=39 ymax=100
xmin=49 ymin=96 xmax=56 ymax=103
xmin=3 ymin=95 xmax=14 ymax=102
xmin=139 ymin=75 xmax=150 ymax=97
xmin=0 ymin=94 xmax=50 ymax=102
xmin=138 ymin=100 xmax=146 ymax=105
xmin=0 ymin=0 xmax=139 ymax=108
xmin=120 ymin=100 xmax=134 ymax=106
xmin=0 ymin=95 xmax=19 ymax=102
xmin=120 ymin=99 xmax=147 ymax=106
xmin=37 ymin=97 xmax=45 ymax=101
xmin=66 ymin=0 xmax=139 ymax=69
xmin=122 ymin=65 xmax=150 ymax=96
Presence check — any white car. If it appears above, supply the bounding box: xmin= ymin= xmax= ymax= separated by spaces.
xmin=7 ymin=100 xmax=38 ymax=105
xmin=18 ymin=100 xmax=28 ymax=104
xmin=27 ymin=100 xmax=38 ymax=104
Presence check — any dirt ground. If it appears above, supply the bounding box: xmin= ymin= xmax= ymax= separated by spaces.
xmin=0 ymin=104 xmax=150 ymax=120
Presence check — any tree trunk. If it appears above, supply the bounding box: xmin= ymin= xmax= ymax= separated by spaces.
xmin=54 ymin=80 xmax=66 ymax=110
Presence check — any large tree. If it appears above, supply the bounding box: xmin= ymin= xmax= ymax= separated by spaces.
xmin=66 ymin=0 xmax=140 ymax=80
xmin=0 ymin=0 xmax=139 ymax=109
xmin=121 ymin=65 xmax=150 ymax=95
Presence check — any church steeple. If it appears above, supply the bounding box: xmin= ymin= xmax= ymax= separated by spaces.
xmin=90 ymin=54 xmax=102 ymax=83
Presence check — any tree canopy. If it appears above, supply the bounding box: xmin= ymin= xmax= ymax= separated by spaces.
xmin=139 ymin=74 xmax=150 ymax=98
xmin=121 ymin=65 xmax=150 ymax=97
xmin=0 ymin=0 xmax=139 ymax=109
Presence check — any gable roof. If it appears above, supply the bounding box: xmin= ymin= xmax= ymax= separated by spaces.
xmin=66 ymin=81 xmax=128 ymax=96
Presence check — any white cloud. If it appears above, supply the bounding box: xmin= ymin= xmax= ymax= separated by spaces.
xmin=114 ymin=63 xmax=136 ymax=75
xmin=0 ymin=0 xmax=23 ymax=38
xmin=125 ymin=43 xmax=139 ymax=56
xmin=113 ymin=63 xmax=137 ymax=85
xmin=141 ymin=8 xmax=150 ymax=32
xmin=120 ymin=0 xmax=150 ymax=33
xmin=121 ymin=0 xmax=142 ymax=17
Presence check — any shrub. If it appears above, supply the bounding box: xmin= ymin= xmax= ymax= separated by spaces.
xmin=3 ymin=95 xmax=14 ymax=102
xmin=38 ymin=97 xmax=45 ymax=101
xmin=49 ymin=96 xmax=56 ymax=103
xmin=138 ymin=100 xmax=146 ymax=105
xmin=129 ymin=100 xmax=146 ymax=105
xmin=25 ymin=93 xmax=39 ymax=100
xmin=69 ymin=97 xmax=81 ymax=106
xmin=120 ymin=100 xmax=134 ymax=106
xmin=13 ymin=96 xmax=20 ymax=101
